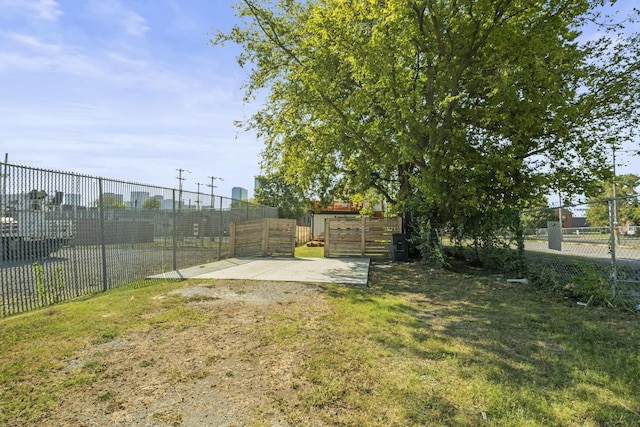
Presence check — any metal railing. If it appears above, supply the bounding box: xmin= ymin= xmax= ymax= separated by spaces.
xmin=0 ymin=162 xmax=277 ymax=316
xmin=522 ymin=196 xmax=640 ymax=308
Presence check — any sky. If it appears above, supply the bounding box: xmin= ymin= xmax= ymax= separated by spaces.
xmin=0 ymin=0 xmax=638 ymax=203
xmin=0 ymin=0 xmax=258 ymax=199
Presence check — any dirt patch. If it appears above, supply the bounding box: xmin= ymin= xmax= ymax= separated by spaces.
xmin=40 ymin=281 xmax=330 ymax=426
xmin=168 ymin=281 xmax=318 ymax=304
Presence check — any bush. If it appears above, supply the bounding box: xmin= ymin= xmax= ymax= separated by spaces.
xmin=563 ymin=263 xmax=614 ymax=306
xmin=528 ymin=265 xmax=562 ymax=293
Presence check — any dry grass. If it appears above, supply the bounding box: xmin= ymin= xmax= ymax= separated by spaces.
xmin=1 ymin=260 xmax=639 ymax=426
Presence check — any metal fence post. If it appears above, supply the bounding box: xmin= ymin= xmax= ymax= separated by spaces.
xmin=172 ymin=189 xmax=177 ymax=271
xmin=0 ymin=156 xmax=7 ymax=315
xmin=98 ymin=178 xmax=108 ymax=292
xmin=218 ymin=196 xmax=223 ymax=261
xmin=608 ymin=199 xmax=618 ymax=297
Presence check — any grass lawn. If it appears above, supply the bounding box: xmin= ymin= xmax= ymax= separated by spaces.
xmin=295 ymin=244 xmax=324 ymax=258
xmin=1 ymin=260 xmax=639 ymax=425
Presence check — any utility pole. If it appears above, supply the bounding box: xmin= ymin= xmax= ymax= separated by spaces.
xmin=195 ymin=182 xmax=204 ymax=210
xmin=207 ymin=176 xmax=223 ymax=208
xmin=176 ymin=168 xmax=191 ymax=210
xmin=558 ymin=191 xmax=563 ymax=228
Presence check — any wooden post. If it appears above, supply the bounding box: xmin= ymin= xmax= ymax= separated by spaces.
xmin=324 ymin=218 xmax=329 ymax=258
xmin=361 ymin=216 xmax=366 ymax=256
xmin=262 ymin=218 xmax=270 ymax=256
xmin=290 ymin=219 xmax=296 ymax=257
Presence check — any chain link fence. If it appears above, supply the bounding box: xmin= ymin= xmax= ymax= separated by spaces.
xmin=0 ymin=162 xmax=277 ymax=316
xmin=522 ymin=196 xmax=640 ymax=308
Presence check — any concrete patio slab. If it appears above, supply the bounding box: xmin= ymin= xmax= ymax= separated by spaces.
xmin=147 ymin=257 xmax=370 ymax=285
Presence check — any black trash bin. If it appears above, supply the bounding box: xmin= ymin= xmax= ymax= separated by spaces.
xmin=391 ymin=233 xmax=408 ymax=261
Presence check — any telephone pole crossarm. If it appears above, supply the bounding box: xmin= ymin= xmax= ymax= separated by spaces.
xmin=176 ymin=168 xmax=191 ymax=208
xmin=207 ymin=176 xmax=224 ymax=208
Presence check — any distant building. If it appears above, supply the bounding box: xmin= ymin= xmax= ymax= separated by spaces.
xmin=65 ymin=193 xmax=82 ymax=207
xmin=130 ymin=191 xmax=149 ymax=209
xmin=573 ymin=217 xmax=588 ymax=228
xmin=161 ymin=199 xmax=174 ymax=210
xmin=232 ymin=187 xmax=248 ymax=201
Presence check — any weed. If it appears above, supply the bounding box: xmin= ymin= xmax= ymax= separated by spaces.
xmin=565 ymin=262 xmax=615 ymax=305
xmin=529 ymin=265 xmax=561 ymax=293
xmin=98 ymin=391 xmax=114 ymax=402
xmin=93 ymin=329 xmax=119 ymax=344
xmin=140 ymin=358 xmax=156 ymax=367
xmin=185 ymin=295 xmax=220 ymax=303
xmin=33 ymin=261 xmax=66 ymax=305
xmin=204 ymin=355 xmax=220 ymax=365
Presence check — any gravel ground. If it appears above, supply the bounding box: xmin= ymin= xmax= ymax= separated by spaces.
xmin=36 ymin=281 xmax=329 ymax=427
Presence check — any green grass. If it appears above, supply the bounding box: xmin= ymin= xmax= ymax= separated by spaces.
xmin=1 ymin=263 xmax=639 ymax=426
xmin=0 ymin=279 xmax=207 ymax=424
xmin=294 ymin=244 xmax=324 ymax=258
xmin=260 ymin=262 xmax=640 ymax=426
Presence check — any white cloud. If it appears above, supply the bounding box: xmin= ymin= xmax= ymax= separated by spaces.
xmin=0 ymin=32 xmax=103 ymax=75
xmin=6 ymin=31 xmax=60 ymax=52
xmin=0 ymin=0 xmax=62 ymax=21
xmin=33 ymin=0 xmax=62 ymax=20
xmin=121 ymin=10 xmax=149 ymax=37
xmin=87 ymin=0 xmax=149 ymax=37
xmin=0 ymin=31 xmax=204 ymax=92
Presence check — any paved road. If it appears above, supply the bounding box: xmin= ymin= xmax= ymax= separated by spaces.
xmin=0 ymin=244 xmax=219 ymax=316
xmin=524 ymin=239 xmax=640 ymax=266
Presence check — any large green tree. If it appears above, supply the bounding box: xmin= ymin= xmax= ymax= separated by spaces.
xmin=254 ymin=173 xmax=310 ymax=219
xmin=586 ymin=174 xmax=640 ymax=226
xmin=215 ymin=0 xmax=639 ymax=261
xmin=141 ymin=197 xmax=161 ymax=210
xmin=92 ymin=194 xmax=127 ymax=210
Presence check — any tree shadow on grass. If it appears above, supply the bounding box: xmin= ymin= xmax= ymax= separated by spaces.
xmin=327 ymin=259 xmax=640 ymax=425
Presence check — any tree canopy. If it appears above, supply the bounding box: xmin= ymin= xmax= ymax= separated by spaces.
xmin=93 ymin=194 xmax=127 ymax=210
xmin=254 ymin=173 xmax=310 ymax=219
xmin=214 ymin=0 xmax=640 ymax=260
xmin=141 ymin=197 xmax=161 ymax=210
xmin=585 ymin=174 xmax=640 ymax=226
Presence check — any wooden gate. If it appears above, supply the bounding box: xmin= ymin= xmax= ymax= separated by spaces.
xmin=324 ymin=217 xmax=402 ymax=258
xmin=229 ymin=218 xmax=296 ymax=257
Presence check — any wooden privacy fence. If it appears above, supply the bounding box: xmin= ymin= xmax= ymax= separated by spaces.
xmin=324 ymin=216 xmax=403 ymax=258
xmin=229 ymin=218 xmax=296 ymax=257
xmin=296 ymin=225 xmax=311 ymax=246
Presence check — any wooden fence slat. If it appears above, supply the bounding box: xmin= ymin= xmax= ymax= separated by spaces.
xmin=360 ymin=216 xmax=366 ymax=256
xmin=229 ymin=218 xmax=296 ymax=257
xmin=231 ymin=216 xmax=403 ymax=259
xmin=324 ymin=217 xmax=402 ymax=258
